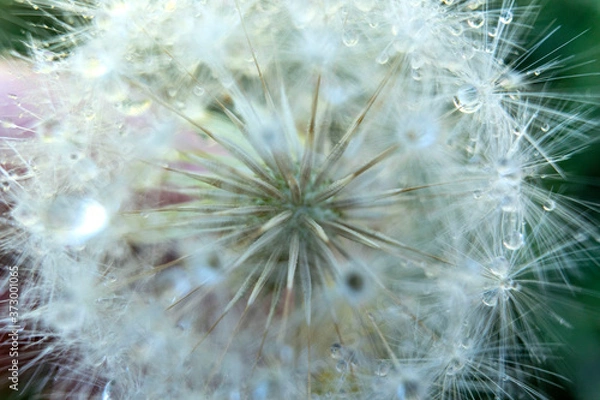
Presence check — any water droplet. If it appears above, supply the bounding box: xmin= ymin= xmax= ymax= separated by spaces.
xmin=411 ymin=68 xmax=422 ymax=81
xmin=490 ymin=256 xmax=509 ymax=277
xmin=542 ymin=200 xmax=556 ymax=212
xmin=534 ymin=69 xmax=541 ymax=76
xmin=116 ymin=99 xmax=151 ymax=116
xmin=1 ymin=179 xmax=11 ymax=192
xmin=442 ymin=0 xmax=455 ymax=5
xmin=375 ymin=360 xmax=390 ymax=377
xmin=44 ymin=196 xmax=109 ymax=245
xmin=473 ymin=189 xmax=483 ymax=199
xmin=481 ymin=290 xmax=498 ymax=307
xmin=499 ymin=10 xmax=513 ymax=25
xmin=330 ymin=343 xmax=343 ymax=359
xmin=467 ymin=14 xmax=485 ymax=29
xmin=342 ymin=28 xmax=359 ymax=47
xmin=500 ymin=195 xmax=519 ymax=213
xmin=82 ymin=57 xmax=109 ymax=78
xmin=540 ymin=123 xmax=550 ymax=132
xmin=453 ymin=85 xmax=482 ymax=114
xmin=376 ymin=49 xmax=390 ymax=65
xmin=488 ymin=27 xmax=498 ymax=37
xmin=503 ymin=231 xmax=524 ymax=250
xmin=446 ymin=359 xmax=464 ymax=376
xmin=102 ymin=381 xmax=114 ymax=400
xmin=193 ymin=86 xmax=205 ymax=96
xmin=336 ymin=359 xmax=348 ymax=373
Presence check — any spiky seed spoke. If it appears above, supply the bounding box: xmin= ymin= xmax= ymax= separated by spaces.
xmin=247 ymin=247 xmax=283 ymax=306
xmin=313 ymin=63 xmax=396 ymax=187
xmin=230 ymin=225 xmax=285 ymax=270
xmin=251 ymin=270 xmax=285 ymax=375
xmin=313 ymin=145 xmax=398 ymax=203
xmin=336 ymin=221 xmax=451 ymax=264
xmin=299 ymin=249 xmax=312 ymax=326
xmin=320 ymin=220 xmax=381 ymax=249
xmin=259 ymin=210 xmax=293 ymax=234
xmin=299 ymin=75 xmax=322 ymax=190
xmin=163 ymin=166 xmax=267 ymax=198
xmin=183 ymin=154 xmax=285 ymax=200
xmin=302 ymin=215 xmax=330 ymax=243
xmin=287 ymin=232 xmax=301 ymax=290
xmin=326 ymin=184 xmax=443 ymax=209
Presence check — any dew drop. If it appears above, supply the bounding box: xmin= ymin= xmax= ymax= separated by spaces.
xmin=330 ymin=343 xmax=343 ymax=359
xmin=540 ymin=123 xmax=550 ymax=132
xmin=1 ymin=179 xmax=11 ymax=192
xmin=193 ymin=86 xmax=205 ymax=96
xmin=499 ymin=10 xmax=513 ymax=25
xmin=376 ymin=49 xmax=390 ymax=65
xmin=534 ymin=69 xmax=541 ymax=76
xmin=453 ymin=85 xmax=482 ymax=114
xmin=102 ymin=380 xmax=114 ymax=400
xmin=490 ymin=256 xmax=509 ymax=277
xmin=342 ymin=28 xmax=359 ymax=47
xmin=44 ymin=196 xmax=109 ymax=245
xmin=446 ymin=359 xmax=464 ymax=376
xmin=336 ymin=359 xmax=348 ymax=373
xmin=411 ymin=68 xmax=422 ymax=81
xmin=375 ymin=360 xmax=390 ymax=377
xmin=467 ymin=14 xmax=485 ymax=29
xmin=488 ymin=27 xmax=498 ymax=37
xmin=473 ymin=189 xmax=483 ymax=199
xmin=503 ymin=231 xmax=524 ymax=250
xmin=481 ymin=290 xmax=498 ymax=307
xmin=542 ymin=199 xmax=556 ymax=212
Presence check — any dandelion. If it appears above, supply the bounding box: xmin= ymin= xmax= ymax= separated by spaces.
xmin=0 ymin=0 xmax=598 ymax=399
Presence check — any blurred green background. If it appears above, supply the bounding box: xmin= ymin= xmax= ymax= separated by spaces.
xmin=0 ymin=0 xmax=599 ymax=399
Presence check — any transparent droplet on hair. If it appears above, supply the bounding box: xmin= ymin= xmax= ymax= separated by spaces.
xmin=116 ymin=99 xmax=151 ymax=116
xmin=488 ymin=27 xmax=498 ymax=37
xmin=503 ymin=230 xmax=524 ymax=250
xmin=499 ymin=10 xmax=513 ymax=25
xmin=376 ymin=49 xmax=390 ymax=65
xmin=375 ymin=360 xmax=390 ymax=377
xmin=193 ymin=86 xmax=205 ymax=96
xmin=102 ymin=380 xmax=114 ymax=400
xmin=453 ymin=85 xmax=482 ymax=114
xmin=330 ymin=343 xmax=343 ymax=359
xmin=336 ymin=359 xmax=348 ymax=373
xmin=482 ymin=289 xmax=498 ymax=307
xmin=411 ymin=68 xmax=422 ymax=81
xmin=342 ymin=28 xmax=359 ymax=47
xmin=467 ymin=14 xmax=485 ymax=29
xmin=500 ymin=195 xmax=518 ymax=213
xmin=1 ymin=179 xmax=10 ymax=192
xmin=446 ymin=359 xmax=464 ymax=375
xmin=442 ymin=0 xmax=455 ymax=5
xmin=543 ymin=199 xmax=556 ymax=212
xmin=490 ymin=256 xmax=509 ymax=277
xmin=540 ymin=123 xmax=550 ymax=132
xmin=44 ymin=196 xmax=108 ymax=245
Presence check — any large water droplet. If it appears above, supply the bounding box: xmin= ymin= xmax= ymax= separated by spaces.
xmin=453 ymin=85 xmax=482 ymax=114
xmin=490 ymin=256 xmax=509 ymax=277
xmin=375 ymin=360 xmax=390 ymax=377
xmin=481 ymin=290 xmax=498 ymax=307
xmin=467 ymin=13 xmax=485 ymax=29
xmin=542 ymin=199 xmax=556 ymax=212
xmin=44 ymin=196 xmax=108 ymax=245
xmin=499 ymin=10 xmax=513 ymax=25
xmin=342 ymin=28 xmax=359 ymax=47
xmin=503 ymin=231 xmax=524 ymax=250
